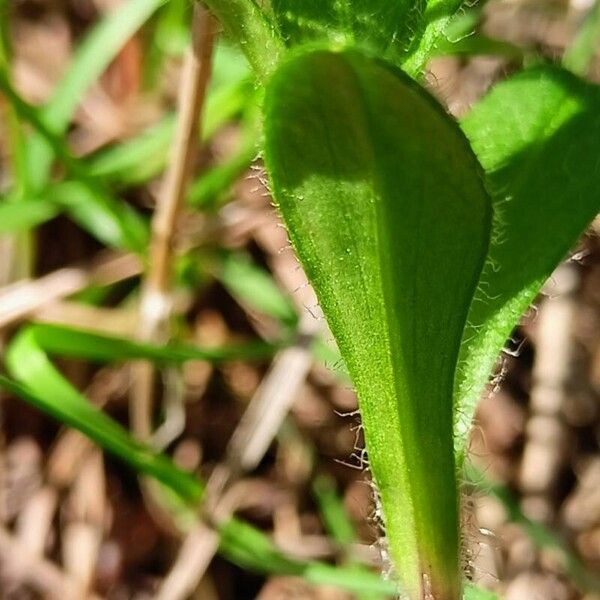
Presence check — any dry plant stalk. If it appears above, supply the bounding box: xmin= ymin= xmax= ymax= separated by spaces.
xmin=131 ymin=4 xmax=217 ymax=441
xmin=0 ymin=252 xmax=140 ymax=330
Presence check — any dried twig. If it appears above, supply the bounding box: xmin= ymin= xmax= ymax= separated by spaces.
xmin=131 ymin=4 xmax=217 ymax=442
xmin=0 ymin=252 xmax=140 ymax=329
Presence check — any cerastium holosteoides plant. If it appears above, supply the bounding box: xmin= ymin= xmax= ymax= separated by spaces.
xmin=201 ymin=1 xmax=600 ymax=598
xmin=1 ymin=1 xmax=600 ymax=598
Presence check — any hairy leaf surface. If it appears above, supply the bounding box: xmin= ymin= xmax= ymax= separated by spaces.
xmin=271 ymin=0 xmax=421 ymax=64
xmin=264 ymin=48 xmax=491 ymax=599
xmin=457 ymin=66 xmax=600 ymax=461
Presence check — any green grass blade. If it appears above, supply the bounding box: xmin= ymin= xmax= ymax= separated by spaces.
xmin=456 ymin=66 xmax=600 ymax=462
xmin=2 ymin=329 xmax=202 ymax=503
xmin=0 ymin=325 xmax=399 ymax=596
xmin=49 ymin=181 xmax=149 ymax=252
xmin=214 ymin=252 xmax=298 ymax=328
xmin=264 ymin=48 xmax=491 ymax=599
xmin=218 ymin=518 xmax=397 ymax=596
xmin=313 ymin=474 xmax=356 ymax=549
xmin=187 ymin=142 xmax=256 ymax=208
xmin=86 ymin=66 xmax=254 ymax=186
xmin=27 ymin=323 xmax=283 ymax=364
xmin=0 ymin=71 xmax=149 ymax=251
xmin=86 ymin=115 xmax=176 ymax=184
xmin=0 ymin=199 xmax=58 ymax=233
xmin=45 ymin=0 xmax=165 ymax=130
xmin=26 ymin=0 xmax=166 ymax=192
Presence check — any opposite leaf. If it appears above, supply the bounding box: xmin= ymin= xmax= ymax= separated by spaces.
xmin=264 ymin=48 xmax=491 ymax=600
xmin=457 ymin=66 xmax=600 ymax=462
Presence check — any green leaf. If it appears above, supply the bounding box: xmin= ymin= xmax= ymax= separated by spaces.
xmin=26 ymin=323 xmax=282 ymax=364
xmin=214 ymin=251 xmax=298 ymax=328
xmin=0 ymin=71 xmax=149 ymax=251
xmin=86 ymin=59 xmax=254 ymax=186
xmin=312 ymin=474 xmax=356 ymax=548
xmin=264 ymin=48 xmax=491 ymax=599
xmin=456 ymin=66 xmax=600 ymax=461
xmin=271 ymin=0 xmax=421 ymax=64
xmin=2 ymin=329 xmax=203 ymax=504
xmin=50 ymin=181 xmax=149 ymax=252
xmin=27 ymin=0 xmax=167 ymax=192
xmin=0 ymin=199 xmax=58 ymax=233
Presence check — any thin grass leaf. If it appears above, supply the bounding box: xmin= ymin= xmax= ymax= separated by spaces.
xmin=0 ymin=326 xmax=395 ymax=597
xmin=0 ymin=199 xmax=58 ymax=233
xmin=26 ymin=323 xmax=283 ymax=364
xmin=187 ymin=139 xmax=256 ymax=208
xmin=86 ymin=115 xmax=176 ymax=184
xmin=49 ymin=181 xmax=149 ymax=252
xmin=456 ymin=66 xmax=600 ymax=461
xmin=0 ymin=72 xmax=149 ymax=251
xmin=86 ymin=66 xmax=254 ymax=186
xmin=219 ymin=518 xmax=398 ymax=596
xmin=214 ymin=251 xmax=298 ymax=328
xmin=264 ymin=48 xmax=491 ymax=599
xmin=312 ymin=474 xmax=356 ymax=549
xmin=1 ymin=331 xmax=203 ymax=503
xmin=27 ymin=0 xmax=166 ymax=192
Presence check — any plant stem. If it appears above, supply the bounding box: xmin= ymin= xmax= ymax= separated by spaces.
xmin=131 ymin=3 xmax=217 ymax=440
xmin=203 ymin=0 xmax=284 ymax=81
